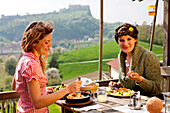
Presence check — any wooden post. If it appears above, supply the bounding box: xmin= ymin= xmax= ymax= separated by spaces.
xmin=163 ymin=0 xmax=170 ymax=66
xmin=12 ymin=100 xmax=16 ymax=113
xmin=99 ymin=0 xmax=103 ymax=80
xmin=7 ymin=100 xmax=9 ymax=113
xmin=149 ymin=0 xmax=159 ymax=51
xmin=2 ymin=100 xmax=5 ymax=113
xmin=160 ymin=66 xmax=170 ymax=92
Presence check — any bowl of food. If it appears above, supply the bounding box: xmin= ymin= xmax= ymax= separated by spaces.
xmin=64 ymin=92 xmax=91 ymax=103
xmin=80 ymin=82 xmax=99 ymax=94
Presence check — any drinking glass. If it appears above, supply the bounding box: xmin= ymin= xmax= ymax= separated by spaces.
xmin=93 ymin=87 xmax=107 ymax=102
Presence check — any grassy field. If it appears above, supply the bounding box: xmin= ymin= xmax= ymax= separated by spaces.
xmin=58 ymin=41 xmax=120 ymax=63
xmin=58 ymin=41 xmax=163 ymax=63
xmin=59 ymin=61 xmax=110 ymax=81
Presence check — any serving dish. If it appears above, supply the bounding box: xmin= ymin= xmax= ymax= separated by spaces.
xmin=62 ymin=98 xmax=93 ymax=106
xmin=63 ymin=91 xmax=91 ymax=103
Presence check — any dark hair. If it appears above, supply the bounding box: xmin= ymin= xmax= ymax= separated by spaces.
xmin=114 ymin=23 xmax=138 ymax=43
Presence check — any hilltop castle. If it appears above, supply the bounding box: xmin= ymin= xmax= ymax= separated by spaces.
xmin=60 ymin=4 xmax=91 ymax=15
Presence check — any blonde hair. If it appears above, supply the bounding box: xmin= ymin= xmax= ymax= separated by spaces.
xmin=21 ymin=21 xmax=54 ymax=74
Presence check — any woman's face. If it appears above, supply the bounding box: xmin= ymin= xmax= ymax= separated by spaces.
xmin=33 ymin=33 xmax=52 ymax=56
xmin=118 ymin=35 xmax=137 ymax=54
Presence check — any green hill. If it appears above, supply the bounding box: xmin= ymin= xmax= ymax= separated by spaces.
xmin=58 ymin=41 xmax=120 ymax=63
xmin=0 ymin=5 xmax=121 ymax=43
xmin=58 ymin=41 xmax=163 ymax=63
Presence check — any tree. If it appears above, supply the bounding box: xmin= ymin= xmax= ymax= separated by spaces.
xmin=5 ymin=76 xmax=13 ymax=90
xmin=46 ymin=68 xmax=61 ymax=86
xmin=49 ymin=55 xmax=59 ymax=69
xmin=55 ymin=47 xmax=62 ymax=55
xmin=59 ymin=41 xmax=66 ymax=48
xmin=0 ymin=57 xmax=3 ymax=63
xmin=60 ymin=48 xmax=66 ymax=54
xmin=48 ymin=51 xmax=59 ymax=69
xmin=74 ymin=45 xmax=79 ymax=50
xmin=5 ymin=55 xmax=18 ymax=76
xmin=106 ymin=31 xmax=114 ymax=39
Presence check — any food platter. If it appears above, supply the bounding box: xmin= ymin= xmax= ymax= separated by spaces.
xmin=107 ymin=88 xmax=135 ymax=98
xmin=62 ymin=98 xmax=93 ymax=106
xmin=108 ymin=93 xmax=134 ymax=98
xmin=63 ymin=92 xmax=91 ymax=103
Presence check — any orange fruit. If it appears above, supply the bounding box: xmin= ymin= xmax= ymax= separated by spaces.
xmin=146 ymin=97 xmax=163 ymax=113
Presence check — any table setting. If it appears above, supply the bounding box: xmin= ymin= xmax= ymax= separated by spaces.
xmin=55 ymin=78 xmax=168 ymax=113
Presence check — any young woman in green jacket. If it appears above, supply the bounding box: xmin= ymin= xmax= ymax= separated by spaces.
xmin=112 ymin=23 xmax=161 ymax=97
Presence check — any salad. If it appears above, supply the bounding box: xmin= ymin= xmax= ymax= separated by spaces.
xmin=108 ymin=88 xmax=134 ymax=96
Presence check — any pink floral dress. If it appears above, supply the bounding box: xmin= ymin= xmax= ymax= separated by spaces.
xmin=14 ymin=52 xmax=48 ymax=113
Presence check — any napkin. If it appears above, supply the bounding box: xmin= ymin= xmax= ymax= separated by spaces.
xmin=112 ymin=105 xmax=148 ymax=113
xmin=74 ymin=104 xmax=103 ymax=111
xmin=112 ymin=105 xmax=166 ymax=113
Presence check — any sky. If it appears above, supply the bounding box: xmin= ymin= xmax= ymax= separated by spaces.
xmin=0 ymin=0 xmax=163 ymax=25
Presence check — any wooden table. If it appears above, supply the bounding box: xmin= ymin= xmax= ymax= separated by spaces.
xmin=55 ymin=95 xmax=149 ymax=113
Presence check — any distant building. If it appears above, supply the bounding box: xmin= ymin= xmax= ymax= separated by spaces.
xmin=106 ymin=58 xmax=119 ymax=79
xmin=84 ymin=35 xmax=89 ymax=39
xmin=94 ymin=36 xmax=99 ymax=40
xmin=88 ymin=38 xmax=93 ymax=41
xmin=60 ymin=4 xmax=91 ymax=16
xmin=68 ymin=4 xmax=90 ymax=11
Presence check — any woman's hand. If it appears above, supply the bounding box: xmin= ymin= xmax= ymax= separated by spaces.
xmin=46 ymin=87 xmax=54 ymax=94
xmin=109 ymin=81 xmax=122 ymax=88
xmin=66 ymin=80 xmax=82 ymax=93
xmin=128 ymin=71 xmax=143 ymax=83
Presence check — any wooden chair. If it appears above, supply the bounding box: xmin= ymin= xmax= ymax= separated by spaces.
xmin=160 ymin=66 xmax=170 ymax=92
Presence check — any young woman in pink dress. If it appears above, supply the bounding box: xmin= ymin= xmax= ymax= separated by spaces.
xmin=12 ymin=21 xmax=82 ymax=113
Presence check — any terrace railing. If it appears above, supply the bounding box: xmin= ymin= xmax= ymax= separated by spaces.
xmin=0 ymin=91 xmax=20 ymax=113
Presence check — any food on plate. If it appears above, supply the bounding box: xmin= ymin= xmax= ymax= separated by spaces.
xmin=53 ymin=82 xmax=67 ymax=92
xmin=67 ymin=93 xmax=85 ymax=99
xmin=108 ymin=88 xmax=134 ymax=96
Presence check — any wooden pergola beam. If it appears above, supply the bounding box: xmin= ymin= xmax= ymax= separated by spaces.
xmin=163 ymin=0 xmax=170 ymax=66
xmin=98 ymin=0 xmax=103 ymax=80
xmin=149 ymin=0 xmax=159 ymax=51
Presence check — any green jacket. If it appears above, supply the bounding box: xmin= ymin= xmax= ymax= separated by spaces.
xmin=118 ymin=42 xmax=161 ymax=96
